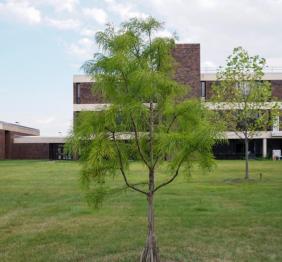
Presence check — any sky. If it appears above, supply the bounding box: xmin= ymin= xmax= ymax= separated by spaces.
xmin=0 ymin=0 xmax=282 ymax=136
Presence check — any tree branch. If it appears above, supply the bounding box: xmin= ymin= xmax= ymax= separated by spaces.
xmin=152 ymin=113 xmax=178 ymax=168
xmin=130 ymin=115 xmax=151 ymax=169
xmin=119 ymin=68 xmax=151 ymax=169
xmin=112 ymin=131 xmax=148 ymax=195
xmin=153 ymin=157 xmax=184 ymax=193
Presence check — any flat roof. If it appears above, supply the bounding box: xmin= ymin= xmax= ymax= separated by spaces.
xmin=14 ymin=136 xmax=66 ymax=144
xmin=0 ymin=121 xmax=39 ymax=136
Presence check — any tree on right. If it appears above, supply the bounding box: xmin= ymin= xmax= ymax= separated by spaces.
xmin=211 ymin=47 xmax=278 ymax=179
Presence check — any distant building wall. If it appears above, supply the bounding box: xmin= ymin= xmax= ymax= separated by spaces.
xmin=0 ymin=130 xmax=5 ymax=160
xmin=10 ymin=143 xmax=49 ymax=159
xmin=204 ymin=80 xmax=282 ymax=101
xmin=271 ymin=80 xmax=282 ymax=99
xmin=4 ymin=131 xmax=33 ymax=159
xmin=73 ymin=44 xmax=201 ymax=104
xmin=0 ymin=129 xmax=48 ymax=160
xmin=1 ymin=130 xmax=46 ymax=159
xmin=172 ymin=44 xmax=201 ymax=98
xmin=73 ymin=82 xmax=104 ymax=104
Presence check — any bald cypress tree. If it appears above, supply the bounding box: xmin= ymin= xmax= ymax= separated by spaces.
xmin=68 ymin=17 xmax=219 ymax=261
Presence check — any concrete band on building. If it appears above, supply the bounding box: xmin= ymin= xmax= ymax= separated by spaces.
xmin=1 ymin=43 xmax=282 ymax=160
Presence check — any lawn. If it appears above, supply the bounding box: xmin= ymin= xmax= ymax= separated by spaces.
xmin=0 ymin=160 xmax=281 ymax=262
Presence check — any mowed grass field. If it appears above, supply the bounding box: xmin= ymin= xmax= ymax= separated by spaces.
xmin=0 ymin=160 xmax=281 ymax=262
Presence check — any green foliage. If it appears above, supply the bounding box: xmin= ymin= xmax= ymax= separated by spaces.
xmin=211 ymin=46 xmax=277 ymax=136
xmin=67 ymin=17 xmax=220 ymax=206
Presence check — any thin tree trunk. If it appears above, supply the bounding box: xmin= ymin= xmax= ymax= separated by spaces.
xmin=244 ymin=134 xmax=249 ymax=179
xmin=140 ymin=101 xmax=160 ymax=261
xmin=140 ymin=190 xmax=160 ymax=262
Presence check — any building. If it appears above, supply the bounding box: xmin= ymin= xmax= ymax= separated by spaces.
xmin=1 ymin=43 xmax=282 ymax=160
xmin=0 ymin=121 xmax=66 ymax=160
xmin=73 ymin=44 xmax=282 ymax=159
xmin=0 ymin=121 xmax=40 ymax=160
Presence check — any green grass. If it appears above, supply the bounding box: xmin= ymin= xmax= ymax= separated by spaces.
xmin=0 ymin=160 xmax=281 ymax=262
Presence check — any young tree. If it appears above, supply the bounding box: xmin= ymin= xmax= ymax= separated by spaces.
xmin=68 ymin=17 xmax=219 ymax=261
xmin=212 ymin=47 xmax=276 ymax=179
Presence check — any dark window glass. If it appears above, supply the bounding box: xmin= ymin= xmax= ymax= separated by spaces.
xmin=200 ymin=81 xmax=206 ymax=98
xmin=76 ymin=83 xmax=81 ymax=104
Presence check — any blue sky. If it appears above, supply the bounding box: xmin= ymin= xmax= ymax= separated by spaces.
xmin=1 ymin=0 xmax=282 ymax=136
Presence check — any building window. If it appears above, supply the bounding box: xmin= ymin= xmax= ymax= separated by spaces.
xmin=200 ymin=81 xmax=206 ymax=99
xmin=76 ymin=83 xmax=81 ymax=104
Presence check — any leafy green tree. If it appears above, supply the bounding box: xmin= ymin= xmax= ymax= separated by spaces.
xmin=68 ymin=17 xmax=219 ymax=261
xmin=212 ymin=47 xmax=277 ymax=179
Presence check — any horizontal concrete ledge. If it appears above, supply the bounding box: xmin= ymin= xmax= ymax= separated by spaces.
xmin=14 ymin=136 xmax=66 ymax=144
xmin=73 ymin=103 xmax=157 ymax=112
xmin=73 ymin=103 xmax=110 ymax=111
xmin=13 ymin=131 xmax=282 ymax=144
xmin=73 ymin=73 xmax=282 ymax=83
xmin=74 ymin=102 xmax=282 ymax=112
xmin=225 ymin=131 xmax=273 ymax=139
xmin=0 ymin=121 xmax=39 ymax=136
xmin=271 ymin=131 xmax=282 ymax=137
xmin=201 ymin=72 xmax=282 ymax=81
xmin=204 ymin=101 xmax=282 ymax=110
xmin=73 ymin=75 xmax=93 ymax=83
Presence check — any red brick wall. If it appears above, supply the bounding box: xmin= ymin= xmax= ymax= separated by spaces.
xmin=271 ymin=80 xmax=282 ymax=100
xmin=0 ymin=130 xmax=5 ymax=160
xmin=205 ymin=80 xmax=282 ymax=101
xmin=11 ymin=143 xmax=49 ymax=160
xmin=73 ymin=44 xmax=201 ymax=103
xmin=172 ymin=44 xmax=201 ymax=98
xmin=1 ymin=130 xmax=49 ymax=160
xmin=73 ymin=83 xmax=104 ymax=104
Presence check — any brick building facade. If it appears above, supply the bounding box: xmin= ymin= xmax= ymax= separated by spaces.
xmin=73 ymin=44 xmax=282 ymax=159
xmin=0 ymin=121 xmax=42 ymax=160
xmin=1 ymin=43 xmax=282 ymax=160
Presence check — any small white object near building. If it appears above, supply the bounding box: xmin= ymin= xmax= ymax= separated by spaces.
xmin=272 ymin=150 xmax=281 ymax=160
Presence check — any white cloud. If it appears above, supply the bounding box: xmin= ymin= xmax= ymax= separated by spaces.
xmin=145 ymin=0 xmax=282 ymax=67
xmin=30 ymin=0 xmax=79 ymax=13
xmin=49 ymin=0 xmax=78 ymax=13
xmin=37 ymin=116 xmax=55 ymax=124
xmin=45 ymin=17 xmax=80 ymax=30
xmin=104 ymin=0 xmax=148 ymax=20
xmin=197 ymin=0 xmax=219 ymax=9
xmin=80 ymin=28 xmax=97 ymax=37
xmin=155 ymin=29 xmax=173 ymax=38
xmin=0 ymin=0 xmax=41 ymax=24
xmin=82 ymin=7 xmax=108 ymax=24
xmin=66 ymin=37 xmax=96 ymax=60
